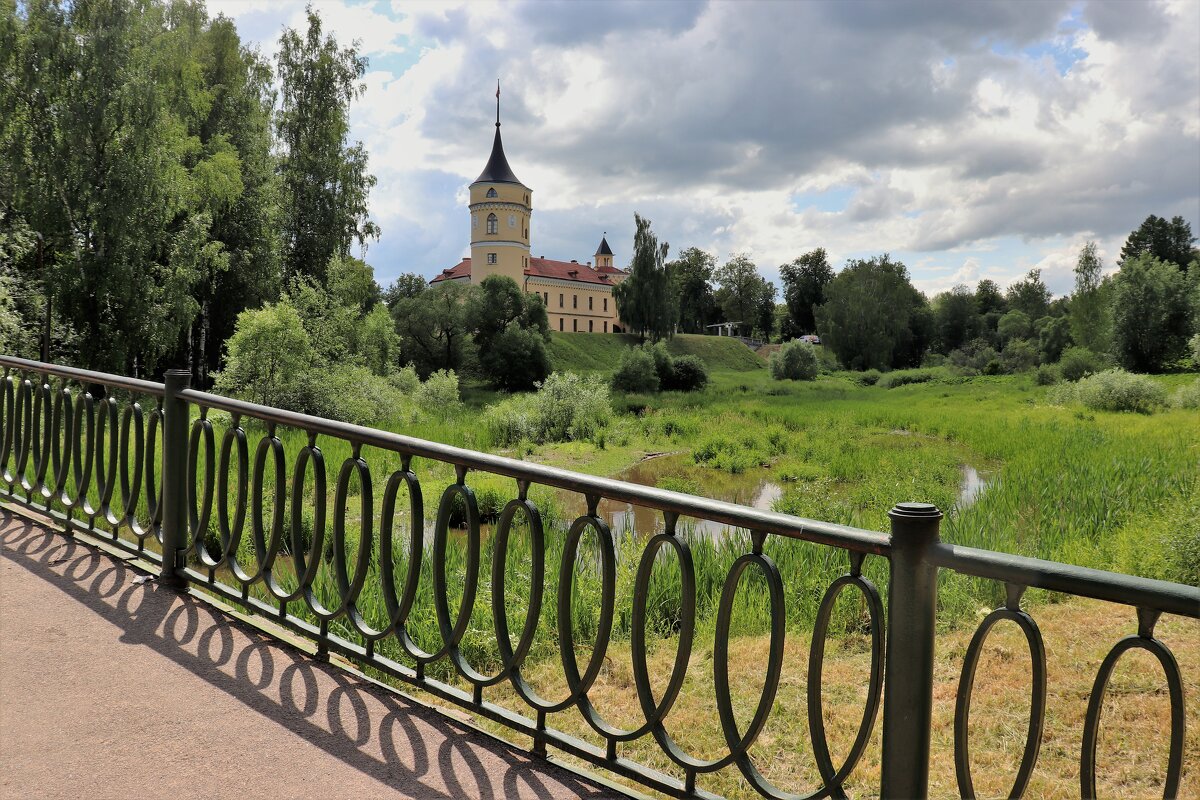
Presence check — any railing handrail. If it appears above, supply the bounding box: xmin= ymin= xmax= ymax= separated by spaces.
xmin=0 ymin=354 xmax=165 ymax=397
xmin=931 ymin=541 xmax=1200 ymax=619
xmin=179 ymin=386 xmax=892 ymax=555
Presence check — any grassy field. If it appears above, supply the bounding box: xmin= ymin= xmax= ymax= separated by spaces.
xmin=546 ymin=332 xmax=766 ymax=373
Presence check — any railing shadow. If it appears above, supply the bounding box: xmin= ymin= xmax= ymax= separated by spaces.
xmin=0 ymin=510 xmax=620 ymax=800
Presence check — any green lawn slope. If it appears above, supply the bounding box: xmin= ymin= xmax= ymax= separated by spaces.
xmin=547 ymin=332 xmax=764 ymax=373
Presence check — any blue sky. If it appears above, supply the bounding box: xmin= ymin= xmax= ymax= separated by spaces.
xmin=209 ymin=0 xmax=1200 ymax=298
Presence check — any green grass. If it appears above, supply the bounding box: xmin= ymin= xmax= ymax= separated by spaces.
xmin=547 ymin=332 xmax=765 ymax=373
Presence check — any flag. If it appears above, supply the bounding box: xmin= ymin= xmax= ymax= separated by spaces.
xmin=496 ymin=80 xmax=500 ymax=99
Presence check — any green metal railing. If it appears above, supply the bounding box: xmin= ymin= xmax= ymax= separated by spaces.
xmin=1 ymin=354 xmax=1196 ymax=799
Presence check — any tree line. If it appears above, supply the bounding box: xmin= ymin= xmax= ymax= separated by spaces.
xmin=1 ymin=0 xmax=375 ymax=382
xmin=613 ymin=213 xmax=1200 ymax=375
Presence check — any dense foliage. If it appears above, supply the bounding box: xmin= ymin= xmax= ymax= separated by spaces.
xmin=768 ymin=339 xmax=819 ymax=380
xmin=613 ymin=213 xmax=674 ymax=341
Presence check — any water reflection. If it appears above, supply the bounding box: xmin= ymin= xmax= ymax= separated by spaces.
xmin=957 ymin=464 xmax=992 ymax=509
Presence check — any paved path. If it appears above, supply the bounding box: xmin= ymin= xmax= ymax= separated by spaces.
xmin=0 ymin=511 xmax=626 ymax=800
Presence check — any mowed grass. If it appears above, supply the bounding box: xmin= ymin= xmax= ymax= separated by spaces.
xmin=547 ymin=332 xmax=766 ymax=373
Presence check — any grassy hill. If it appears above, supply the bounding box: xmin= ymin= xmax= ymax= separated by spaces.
xmin=547 ymin=332 xmax=765 ymax=373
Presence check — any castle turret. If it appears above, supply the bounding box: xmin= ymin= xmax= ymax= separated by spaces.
xmin=468 ymin=82 xmax=532 ymax=285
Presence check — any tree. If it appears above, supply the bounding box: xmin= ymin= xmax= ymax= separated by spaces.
xmin=932 ymin=285 xmax=980 ymax=353
xmin=1005 ymin=269 xmax=1051 ymax=320
xmin=779 ymin=248 xmax=833 ymax=337
xmin=768 ymin=340 xmax=819 ymax=380
xmin=359 ymin=304 xmax=401 ymax=376
xmin=755 ymin=281 xmax=778 ymax=341
xmin=214 ymin=301 xmax=314 ymax=406
xmin=468 ymin=275 xmax=551 ymax=390
xmin=714 ymin=254 xmax=772 ymax=337
xmin=613 ymin=213 xmax=674 ymax=341
xmin=814 ymin=254 xmax=929 ymax=370
xmin=998 ymin=310 xmax=1033 ymax=344
xmin=276 ymin=8 xmax=378 ymax=286
xmin=666 ymin=247 xmax=718 ymax=334
xmin=383 ymin=273 xmax=428 ymax=308
xmin=1120 ymin=215 xmax=1197 ymax=272
xmin=1037 ymin=316 xmax=1072 ymax=362
xmin=1069 ymin=241 xmax=1112 ymax=353
xmin=328 ymin=254 xmax=380 ymax=312
xmin=392 ymin=280 xmax=474 ymax=377
xmin=1110 ymin=253 xmax=1191 ymax=372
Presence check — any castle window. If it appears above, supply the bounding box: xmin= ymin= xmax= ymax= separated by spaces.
xmin=543 ymin=292 xmax=548 ymax=305
xmin=487 ymin=253 xmax=497 ymax=264
xmin=559 ymin=294 xmax=563 ymax=308
xmin=486 ymin=213 xmax=497 ymax=234
xmin=524 ymin=228 xmax=528 ymax=238
xmin=604 ymin=321 xmax=608 ymax=333
xmin=573 ymin=319 xmax=578 ymax=332
xmin=573 ymin=295 xmax=578 ymax=308
xmin=508 ymin=214 xmax=516 ymax=228
xmin=559 ymin=318 xmax=564 ymax=331
xmin=486 ymin=188 xmax=498 ymax=198
xmin=603 ymin=298 xmax=608 ymax=312
xmin=472 ymin=214 xmax=477 ymax=229
xmin=588 ymin=297 xmax=593 ymax=310
xmin=589 ymin=320 xmax=594 ymax=332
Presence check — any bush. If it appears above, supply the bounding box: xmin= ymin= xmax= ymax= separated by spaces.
xmin=1034 ymin=364 xmax=1059 ymax=385
xmin=485 ymin=372 xmax=612 ymax=446
xmin=388 ymin=364 xmax=420 ymax=394
xmin=878 ymin=369 xmax=937 ymax=389
xmin=663 ymin=354 xmax=709 ymax=391
xmin=1059 ymin=347 xmax=1102 ymax=382
xmin=612 ymin=347 xmax=660 ymax=393
xmin=1000 ymin=339 xmax=1039 ymax=372
xmin=416 ymin=370 xmax=462 ymax=418
xmin=948 ymin=339 xmax=1000 ymax=372
xmin=1190 ymin=334 xmax=1200 ymax=367
xmin=1172 ymin=378 xmax=1200 ymax=409
xmin=854 ymin=369 xmax=882 ymax=386
xmin=282 ymin=365 xmax=411 ymax=426
xmin=769 ymin=340 xmax=819 ymax=380
xmin=480 ymin=326 xmax=550 ymax=391
xmin=1049 ymin=369 xmax=1166 ymax=413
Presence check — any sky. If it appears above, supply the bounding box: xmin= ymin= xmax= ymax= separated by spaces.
xmin=207 ymin=0 xmax=1200 ymax=298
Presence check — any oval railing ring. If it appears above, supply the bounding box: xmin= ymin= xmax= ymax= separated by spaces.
xmin=70 ymin=392 xmax=96 ymax=516
xmin=334 ymin=454 xmax=374 ymax=630
xmin=30 ymin=380 xmax=52 ymax=499
xmin=186 ymin=415 xmax=216 ymax=560
xmin=1080 ymin=632 xmax=1184 ymax=799
xmin=144 ymin=402 xmax=163 ymax=536
xmin=408 ymin=480 xmax=480 ymax=667
xmin=215 ymin=422 xmax=249 ymax=566
xmin=358 ymin=467 xmax=422 ymax=643
xmin=93 ymin=396 xmax=120 ymax=526
xmin=118 ymin=402 xmax=147 ymax=537
xmin=805 ymin=571 xmax=885 ymax=800
xmin=0 ymin=373 xmax=14 ymax=486
xmin=50 ymin=387 xmax=74 ymax=507
xmin=714 ymin=550 xmax=788 ymax=788
xmin=287 ymin=442 xmax=331 ymax=613
xmin=13 ymin=378 xmax=32 ymax=493
xmin=954 ymin=605 xmax=1046 ymax=799
xmin=490 ymin=497 xmax=545 ymax=691
xmin=240 ymin=433 xmax=286 ymax=587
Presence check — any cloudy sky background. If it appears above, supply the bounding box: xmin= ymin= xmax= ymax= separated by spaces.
xmin=208 ymin=0 xmax=1200 ymax=297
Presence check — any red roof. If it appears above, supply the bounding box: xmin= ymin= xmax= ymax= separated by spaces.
xmin=430 ymin=256 xmax=625 ymax=286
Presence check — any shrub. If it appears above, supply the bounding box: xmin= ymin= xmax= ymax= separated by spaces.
xmin=480 ymin=326 xmax=550 ymax=391
xmin=612 ymin=347 xmax=660 ymax=393
xmin=1172 ymin=378 xmax=1200 ymax=410
xmin=1190 ymin=333 xmax=1200 ymax=367
xmin=854 ymin=369 xmax=882 ymax=386
xmin=416 ymin=370 xmax=462 ymax=418
xmin=388 ymin=364 xmax=421 ymax=394
xmin=1000 ymin=339 xmax=1040 ymax=372
xmin=1049 ymin=369 xmax=1166 ymax=413
xmin=285 ymin=365 xmax=410 ymax=425
xmin=878 ymin=369 xmax=936 ymax=389
xmin=663 ymin=354 xmax=709 ymax=391
xmin=1034 ymin=364 xmax=1059 ymax=385
xmin=485 ymin=372 xmax=612 ymax=446
xmin=1059 ymin=347 xmax=1102 ymax=382
xmin=948 ymin=339 xmax=1000 ymax=372
xmin=769 ymin=340 xmax=819 ymax=380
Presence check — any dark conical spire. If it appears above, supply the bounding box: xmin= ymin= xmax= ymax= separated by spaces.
xmin=595 ymin=234 xmax=613 ymax=256
xmin=473 ymin=80 xmax=523 ymax=185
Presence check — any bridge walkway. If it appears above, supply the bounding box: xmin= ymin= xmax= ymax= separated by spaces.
xmin=0 ymin=511 xmax=628 ymax=800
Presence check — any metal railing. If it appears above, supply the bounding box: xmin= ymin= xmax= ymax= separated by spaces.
xmin=1 ymin=353 xmax=1196 ymax=799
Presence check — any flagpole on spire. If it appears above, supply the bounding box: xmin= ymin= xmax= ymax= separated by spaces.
xmin=496 ymin=79 xmax=501 ymax=127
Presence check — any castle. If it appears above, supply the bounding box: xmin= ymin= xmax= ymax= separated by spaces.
xmin=431 ymin=93 xmax=626 ymax=334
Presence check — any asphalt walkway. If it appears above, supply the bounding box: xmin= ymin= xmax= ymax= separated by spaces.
xmin=0 ymin=510 xmax=625 ymax=800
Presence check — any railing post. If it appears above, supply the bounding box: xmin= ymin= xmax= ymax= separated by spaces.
xmin=160 ymin=369 xmax=191 ymax=588
xmin=880 ymin=501 xmax=942 ymax=799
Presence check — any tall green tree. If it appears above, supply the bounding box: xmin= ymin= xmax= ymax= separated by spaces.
xmin=275 ymin=7 xmax=378 ymax=286
xmin=814 ymin=254 xmax=929 ymax=370
xmin=779 ymin=247 xmax=832 ymax=337
xmin=1005 ymin=269 xmax=1051 ymax=321
xmin=931 ymin=285 xmax=980 ymax=353
xmin=392 ymin=280 xmax=474 ymax=377
xmin=666 ymin=247 xmax=718 ymax=334
xmin=468 ymin=274 xmax=551 ymax=390
xmin=1068 ymin=240 xmax=1111 ymax=353
xmin=1110 ymin=253 xmax=1191 ymax=372
xmin=714 ymin=254 xmax=772 ymax=337
xmin=1120 ymin=215 xmax=1197 ymax=272
xmin=613 ymin=213 xmax=674 ymax=341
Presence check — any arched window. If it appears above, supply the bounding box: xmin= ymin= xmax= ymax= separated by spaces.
xmin=472 ymin=214 xmax=477 ymax=230
xmin=508 ymin=214 xmax=516 ymax=228
xmin=486 ymin=188 xmax=498 ymax=198
xmin=486 ymin=213 xmax=498 ymax=234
